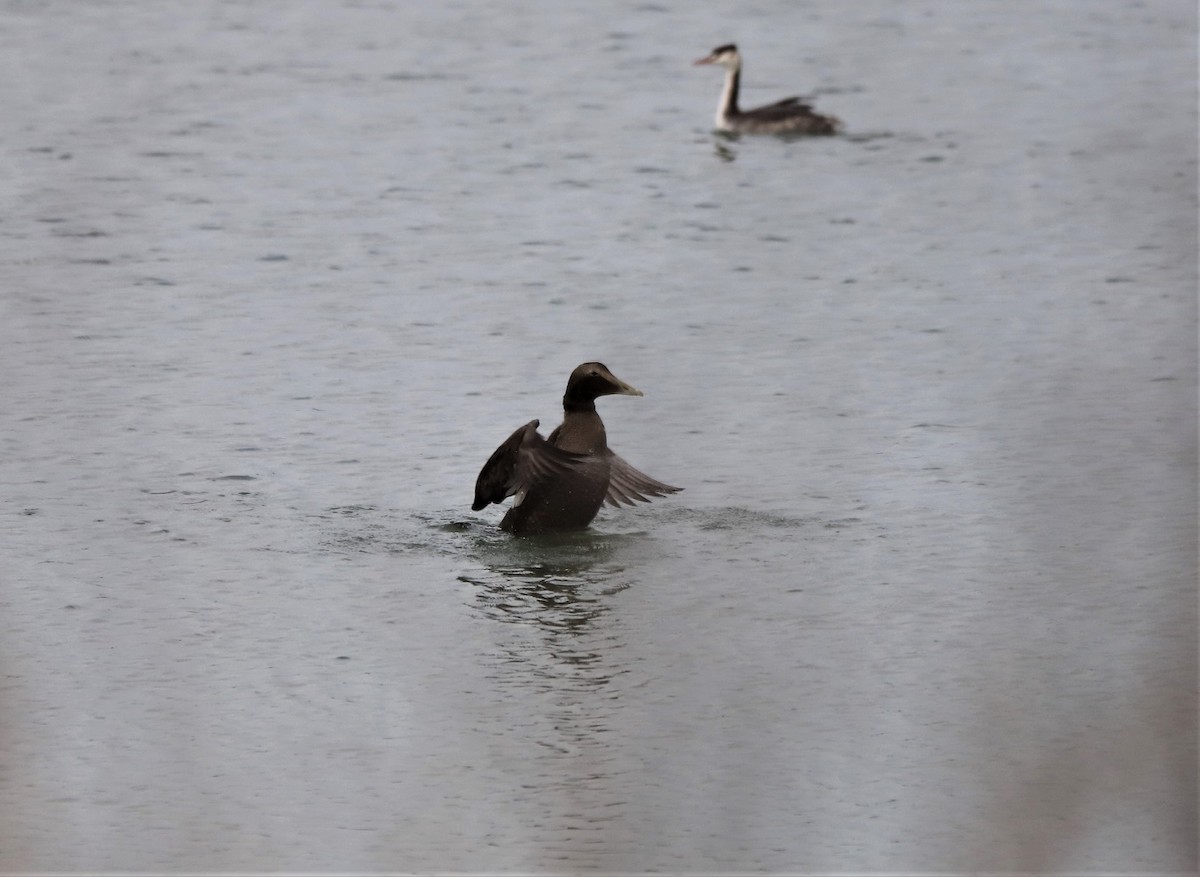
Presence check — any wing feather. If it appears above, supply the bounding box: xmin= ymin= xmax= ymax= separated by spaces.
xmin=472 ymin=420 xmax=583 ymax=510
xmin=757 ymin=95 xmax=805 ymax=110
xmin=740 ymin=96 xmax=840 ymax=133
xmin=603 ymin=452 xmax=683 ymax=508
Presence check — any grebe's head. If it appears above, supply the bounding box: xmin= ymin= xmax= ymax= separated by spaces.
xmin=693 ymin=44 xmax=741 ymax=71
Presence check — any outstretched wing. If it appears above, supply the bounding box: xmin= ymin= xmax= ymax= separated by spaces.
xmin=472 ymin=420 xmax=584 ymax=510
xmin=603 ymin=452 xmax=683 ymax=508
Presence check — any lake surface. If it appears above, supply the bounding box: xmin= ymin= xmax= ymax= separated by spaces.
xmin=2 ymin=0 xmax=1196 ymax=872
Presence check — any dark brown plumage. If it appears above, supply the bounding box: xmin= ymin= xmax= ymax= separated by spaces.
xmin=472 ymin=363 xmax=682 ymax=534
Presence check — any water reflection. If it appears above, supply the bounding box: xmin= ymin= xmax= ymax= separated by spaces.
xmin=463 ymin=531 xmax=638 ymax=660
xmin=710 ymin=128 xmax=899 ymax=162
xmin=464 ymin=532 xmax=635 ymax=620
xmin=457 ymin=534 xmax=644 ymax=866
xmin=462 ymin=567 xmax=621 ymax=705
xmin=460 ymin=532 xmax=640 ymax=695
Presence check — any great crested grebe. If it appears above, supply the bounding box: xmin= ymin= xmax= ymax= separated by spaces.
xmin=694 ymin=43 xmax=841 ymax=136
xmin=472 ymin=363 xmax=681 ymax=535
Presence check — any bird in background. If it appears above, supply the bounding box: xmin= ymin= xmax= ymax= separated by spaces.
xmin=694 ymin=43 xmax=841 ymax=136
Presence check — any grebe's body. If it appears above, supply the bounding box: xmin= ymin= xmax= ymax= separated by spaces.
xmin=694 ymin=44 xmax=840 ymax=136
xmin=472 ymin=363 xmax=681 ymax=535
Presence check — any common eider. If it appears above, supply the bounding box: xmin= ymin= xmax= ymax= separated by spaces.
xmin=472 ymin=362 xmax=682 ymax=534
xmin=694 ymin=44 xmax=841 ymax=136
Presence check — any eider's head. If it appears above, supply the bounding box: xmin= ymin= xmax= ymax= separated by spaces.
xmin=564 ymin=362 xmax=643 ymax=408
xmin=694 ymin=44 xmax=741 ymax=71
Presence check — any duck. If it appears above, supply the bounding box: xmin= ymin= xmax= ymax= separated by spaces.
xmin=694 ymin=43 xmax=841 ymax=136
xmin=472 ymin=362 xmax=682 ymax=534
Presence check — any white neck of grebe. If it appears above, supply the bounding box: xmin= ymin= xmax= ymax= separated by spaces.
xmin=716 ymin=63 xmax=741 ymax=129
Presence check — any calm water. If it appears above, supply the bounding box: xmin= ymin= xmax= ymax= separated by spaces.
xmin=2 ymin=0 xmax=1196 ymax=872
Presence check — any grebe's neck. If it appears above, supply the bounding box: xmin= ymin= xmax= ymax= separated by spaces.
xmin=718 ymin=64 xmax=741 ymax=125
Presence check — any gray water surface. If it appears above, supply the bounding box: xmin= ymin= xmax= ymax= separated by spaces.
xmin=2 ymin=1 xmax=1196 ymax=872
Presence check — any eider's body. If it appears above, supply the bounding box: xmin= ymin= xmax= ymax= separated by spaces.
xmin=472 ymin=363 xmax=682 ymax=535
xmin=694 ymin=44 xmax=840 ymax=136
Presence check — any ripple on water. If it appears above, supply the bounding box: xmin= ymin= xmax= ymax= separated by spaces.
xmin=317 ymin=503 xmax=862 ymax=560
